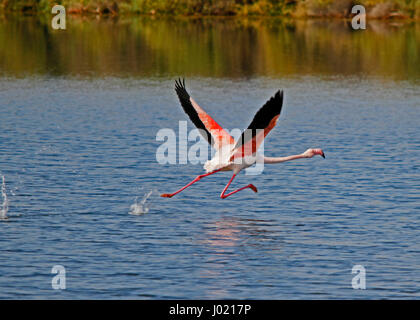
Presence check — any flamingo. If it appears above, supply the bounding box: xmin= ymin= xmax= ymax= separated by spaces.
xmin=161 ymin=79 xmax=325 ymax=199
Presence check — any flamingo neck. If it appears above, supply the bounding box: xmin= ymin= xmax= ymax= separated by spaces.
xmin=263 ymin=154 xmax=306 ymax=164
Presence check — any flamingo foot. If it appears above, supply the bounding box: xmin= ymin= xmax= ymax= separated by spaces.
xmin=160 ymin=193 xmax=173 ymax=198
xmin=248 ymin=184 xmax=258 ymax=193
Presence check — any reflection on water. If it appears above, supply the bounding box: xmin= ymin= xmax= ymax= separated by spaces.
xmin=197 ymin=216 xmax=284 ymax=298
xmin=199 ymin=216 xmax=283 ymax=253
xmin=0 ymin=15 xmax=419 ymax=80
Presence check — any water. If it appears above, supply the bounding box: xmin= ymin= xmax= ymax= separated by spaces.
xmin=0 ymin=16 xmax=419 ymax=299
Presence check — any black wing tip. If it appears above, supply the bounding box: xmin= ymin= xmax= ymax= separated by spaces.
xmin=274 ymin=90 xmax=284 ymax=114
xmin=175 ymin=77 xmax=189 ymax=99
xmin=274 ymin=89 xmax=284 ymax=104
xmin=175 ymin=77 xmax=186 ymax=89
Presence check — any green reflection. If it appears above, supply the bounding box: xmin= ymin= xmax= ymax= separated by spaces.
xmin=0 ymin=15 xmax=419 ymax=79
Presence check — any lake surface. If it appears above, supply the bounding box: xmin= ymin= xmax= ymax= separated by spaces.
xmin=0 ymin=16 xmax=419 ymax=299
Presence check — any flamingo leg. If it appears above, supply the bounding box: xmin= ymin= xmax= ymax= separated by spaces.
xmin=220 ymin=174 xmax=258 ymax=199
xmin=161 ymin=169 xmax=222 ymax=198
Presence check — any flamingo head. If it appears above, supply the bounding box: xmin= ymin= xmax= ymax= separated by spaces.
xmin=303 ymin=148 xmax=325 ymax=159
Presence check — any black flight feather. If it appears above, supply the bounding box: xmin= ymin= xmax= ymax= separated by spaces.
xmin=174 ymin=78 xmax=212 ymax=145
xmin=234 ymin=90 xmax=284 ymax=150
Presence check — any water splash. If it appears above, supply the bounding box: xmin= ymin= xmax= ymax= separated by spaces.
xmin=129 ymin=190 xmax=153 ymax=215
xmin=1 ymin=176 xmax=9 ymax=220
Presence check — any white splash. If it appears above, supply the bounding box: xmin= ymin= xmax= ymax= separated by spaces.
xmin=129 ymin=190 xmax=153 ymax=215
xmin=1 ymin=176 xmax=9 ymax=220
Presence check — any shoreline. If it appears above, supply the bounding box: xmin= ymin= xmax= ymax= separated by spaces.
xmin=1 ymin=11 xmax=419 ymax=22
xmin=1 ymin=1 xmax=419 ymax=20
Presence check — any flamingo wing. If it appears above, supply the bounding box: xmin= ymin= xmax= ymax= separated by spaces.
xmin=175 ymin=79 xmax=235 ymax=150
xmin=231 ymin=90 xmax=284 ymax=160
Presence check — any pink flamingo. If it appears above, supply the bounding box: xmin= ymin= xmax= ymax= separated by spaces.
xmin=161 ymin=79 xmax=325 ymax=199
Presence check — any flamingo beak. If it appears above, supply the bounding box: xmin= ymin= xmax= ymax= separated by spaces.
xmin=321 ymin=152 xmax=325 ymax=159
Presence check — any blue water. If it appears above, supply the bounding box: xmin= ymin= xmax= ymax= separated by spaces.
xmin=0 ymin=76 xmax=419 ymax=299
